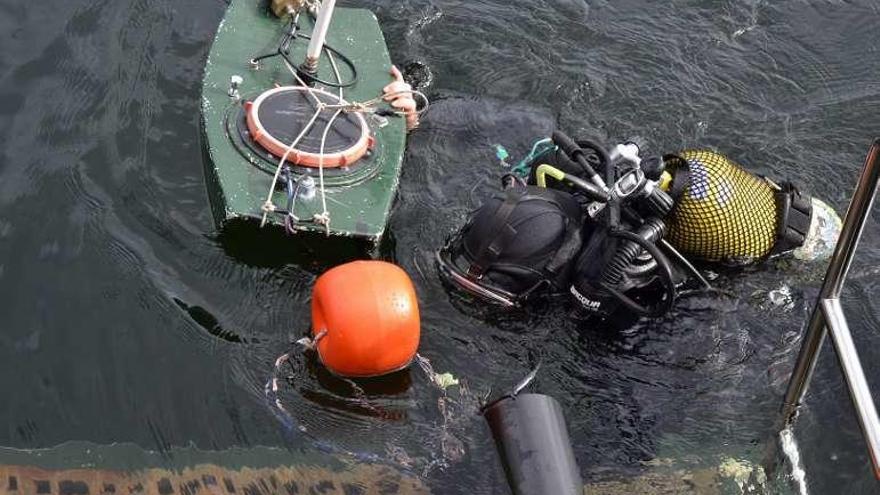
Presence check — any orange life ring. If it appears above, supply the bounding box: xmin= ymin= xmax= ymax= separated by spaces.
xmin=245 ymin=86 xmax=371 ymax=168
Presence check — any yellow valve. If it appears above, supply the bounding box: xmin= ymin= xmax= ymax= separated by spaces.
xmin=535 ymin=164 xmax=567 ymax=188
xmin=658 ymin=171 xmax=673 ymax=191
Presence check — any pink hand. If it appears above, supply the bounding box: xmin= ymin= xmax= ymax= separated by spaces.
xmin=382 ymin=65 xmax=419 ymax=130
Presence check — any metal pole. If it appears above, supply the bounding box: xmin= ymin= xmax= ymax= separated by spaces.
xmin=302 ymin=0 xmax=336 ymax=71
xmin=826 ymin=140 xmax=880 ymax=299
xmin=778 ymin=139 xmax=880 ymax=425
xmin=822 ymin=298 xmax=880 ymax=478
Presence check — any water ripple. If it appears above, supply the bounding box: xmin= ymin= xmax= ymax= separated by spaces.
xmin=2 ymin=0 xmax=880 ymax=492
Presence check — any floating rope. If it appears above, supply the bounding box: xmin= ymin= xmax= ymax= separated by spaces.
xmin=264 ymin=345 xmax=389 ymax=466
xmin=314 ymin=108 xmax=342 ymax=234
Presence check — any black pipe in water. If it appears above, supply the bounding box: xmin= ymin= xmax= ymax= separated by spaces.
xmin=483 ymin=393 xmax=582 ymax=495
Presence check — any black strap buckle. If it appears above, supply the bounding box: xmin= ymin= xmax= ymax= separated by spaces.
xmin=466 ymin=264 xmax=485 ymax=279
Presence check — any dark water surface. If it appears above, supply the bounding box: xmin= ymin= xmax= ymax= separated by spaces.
xmin=1 ymin=0 xmax=879 ymax=493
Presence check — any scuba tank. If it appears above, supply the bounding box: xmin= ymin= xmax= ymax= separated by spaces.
xmin=660 ymin=150 xmax=841 ymax=265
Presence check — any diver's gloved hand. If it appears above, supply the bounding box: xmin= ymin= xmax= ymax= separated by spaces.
xmin=383 ymin=65 xmax=419 ymax=131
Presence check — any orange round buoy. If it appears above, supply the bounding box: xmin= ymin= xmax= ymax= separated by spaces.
xmin=311 ymin=261 xmax=420 ymax=377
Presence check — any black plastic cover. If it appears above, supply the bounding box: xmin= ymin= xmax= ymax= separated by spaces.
xmin=483 ymin=393 xmax=582 ymax=495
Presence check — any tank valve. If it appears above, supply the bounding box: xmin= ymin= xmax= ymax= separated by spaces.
xmin=299 ymin=175 xmax=316 ymax=200
xmin=228 ymin=75 xmax=243 ymax=100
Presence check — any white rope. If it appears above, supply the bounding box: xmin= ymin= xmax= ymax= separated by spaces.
xmin=262 ymin=52 xmax=430 ymax=233
xmin=267 ymin=352 xmax=306 ymax=431
xmin=281 ymin=56 xmax=327 ymax=107
xmin=319 ymin=89 xmax=430 ymax=117
xmin=260 ymin=104 xmax=323 ymax=227
xmin=269 ymin=52 xmax=347 ymax=233
xmin=295 ymin=328 xmax=327 ymax=350
xmin=314 ymin=108 xmax=342 ymax=235
xmin=309 ymin=33 xmax=346 ymax=235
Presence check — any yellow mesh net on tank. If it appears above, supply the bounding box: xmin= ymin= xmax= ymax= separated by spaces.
xmin=664 ymin=150 xmax=778 ymax=263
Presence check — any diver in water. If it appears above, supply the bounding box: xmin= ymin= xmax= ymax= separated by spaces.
xmin=437 ymin=131 xmax=842 ymax=318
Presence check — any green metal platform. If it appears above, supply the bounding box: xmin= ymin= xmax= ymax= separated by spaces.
xmin=201 ymin=1 xmax=407 ymax=246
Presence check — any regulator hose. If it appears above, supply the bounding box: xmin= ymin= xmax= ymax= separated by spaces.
xmin=600 ymin=219 xmax=676 ymax=317
xmin=601 ymin=218 xmax=665 ymax=289
xmin=551 ymin=131 xmax=611 ymax=190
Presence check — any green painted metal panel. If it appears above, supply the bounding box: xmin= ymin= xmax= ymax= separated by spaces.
xmin=201 ymin=1 xmax=406 ymax=244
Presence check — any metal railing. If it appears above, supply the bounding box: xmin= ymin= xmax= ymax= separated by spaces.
xmin=777 ymin=138 xmax=880 ymax=480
